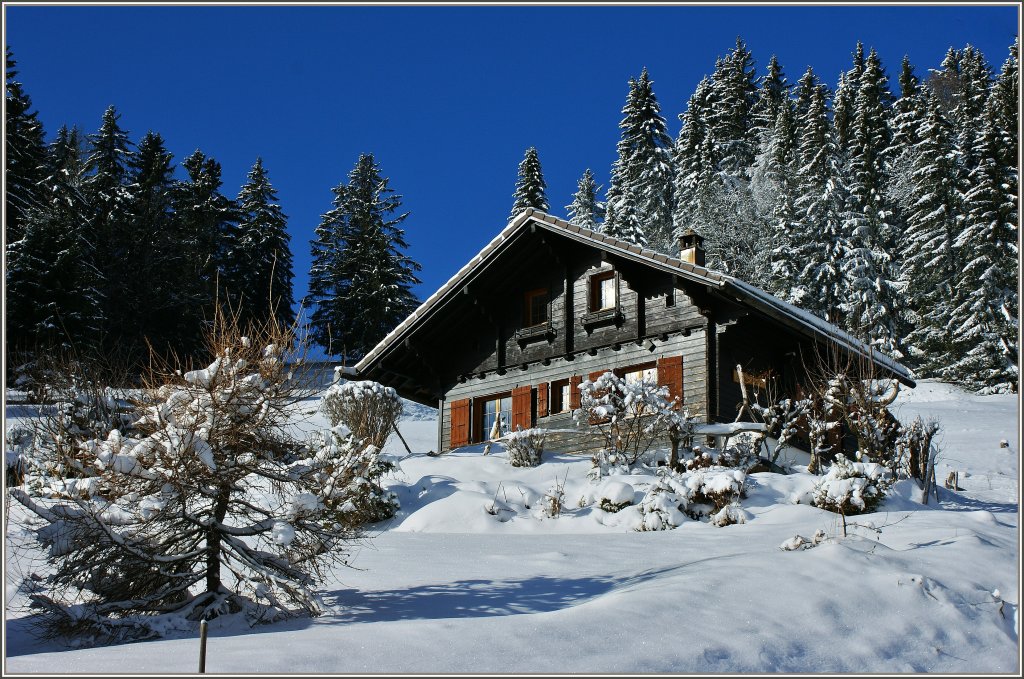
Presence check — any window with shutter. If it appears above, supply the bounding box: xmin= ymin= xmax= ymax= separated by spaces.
xmin=537 ymin=382 xmax=549 ymax=418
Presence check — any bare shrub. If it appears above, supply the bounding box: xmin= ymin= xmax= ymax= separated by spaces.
xmin=895 ymin=416 xmax=941 ymax=483
xmin=504 ymin=428 xmax=545 ymax=467
xmin=321 ymin=380 xmax=402 ymax=450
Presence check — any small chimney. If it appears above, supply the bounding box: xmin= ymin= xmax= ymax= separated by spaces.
xmin=678 ymin=228 xmax=706 ymax=267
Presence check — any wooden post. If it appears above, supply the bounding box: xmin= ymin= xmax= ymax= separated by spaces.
xmin=199 ymin=619 xmax=208 ymax=673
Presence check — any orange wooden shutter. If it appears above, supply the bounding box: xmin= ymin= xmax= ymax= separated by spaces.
xmin=657 ymin=355 xmax=684 ymax=407
xmin=569 ymin=376 xmax=582 ymax=409
xmin=537 ymin=382 xmax=549 ymax=418
xmin=450 ymin=398 xmax=470 ymax=448
xmin=511 ymin=386 xmax=532 ymax=431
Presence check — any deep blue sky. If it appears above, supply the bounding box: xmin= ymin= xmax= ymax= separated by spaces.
xmin=5 ymin=4 xmax=1019 ymax=322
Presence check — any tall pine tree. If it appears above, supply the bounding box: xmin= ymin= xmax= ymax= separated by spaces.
xmin=5 ymin=47 xmax=48 ymax=250
xmin=84 ymin=105 xmax=133 ymax=354
xmin=792 ymin=85 xmax=852 ymax=325
xmin=170 ymin=149 xmax=238 ymax=355
xmin=306 ymin=154 xmax=421 ymax=359
xmin=510 ymin=147 xmax=548 ymax=219
xmin=604 ymin=68 xmax=675 ymax=250
xmin=841 ymin=47 xmax=907 ymax=358
xmin=900 ymin=88 xmax=962 ymax=374
xmin=226 ymin=158 xmax=295 ymax=331
xmin=946 ymin=45 xmax=1019 ymax=392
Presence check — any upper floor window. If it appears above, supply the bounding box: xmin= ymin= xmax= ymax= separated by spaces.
xmin=589 ymin=270 xmax=617 ymax=311
xmin=621 ymin=364 xmax=657 ymax=385
xmin=524 ymin=288 xmax=549 ymax=326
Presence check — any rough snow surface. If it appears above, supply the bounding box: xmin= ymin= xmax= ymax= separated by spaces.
xmin=4 ymin=380 xmax=1019 ymax=673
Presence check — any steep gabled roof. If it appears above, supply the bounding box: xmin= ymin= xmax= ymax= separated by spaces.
xmin=356 ymin=209 xmax=915 ymax=387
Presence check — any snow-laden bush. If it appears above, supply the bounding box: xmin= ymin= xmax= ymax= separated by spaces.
xmin=304 ymin=424 xmax=400 ymax=527
xmin=9 ymin=320 xmax=366 ymax=643
xmin=574 ymin=371 xmax=684 ymax=467
xmin=710 ymin=502 xmax=752 ymax=527
xmin=504 ymin=428 xmax=545 ymax=467
xmin=681 ymin=442 xmax=758 ymax=472
xmin=597 ymin=480 xmax=634 ymax=513
xmin=636 ymin=465 xmax=748 ymax=530
xmin=810 ymin=454 xmax=893 ymax=515
xmin=321 ymin=379 xmax=402 ymax=450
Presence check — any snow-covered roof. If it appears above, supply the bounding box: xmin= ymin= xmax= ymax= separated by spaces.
xmin=355 ymin=209 xmax=914 ymax=386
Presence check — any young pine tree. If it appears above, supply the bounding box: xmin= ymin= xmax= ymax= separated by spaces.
xmin=225 ymin=158 xmax=295 ymax=332
xmin=565 ymin=168 xmax=605 ymax=231
xmin=510 ymin=147 xmax=548 ymax=219
xmin=306 ymin=153 xmax=421 ymax=360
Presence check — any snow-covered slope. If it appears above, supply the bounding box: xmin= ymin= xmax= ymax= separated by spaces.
xmin=5 ymin=380 xmax=1019 ymax=673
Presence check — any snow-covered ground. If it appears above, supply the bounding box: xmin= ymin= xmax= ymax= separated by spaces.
xmin=4 ymin=379 xmax=1019 ymax=673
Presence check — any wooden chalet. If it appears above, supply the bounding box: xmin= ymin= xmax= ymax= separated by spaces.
xmin=353 ymin=209 xmax=915 ymax=454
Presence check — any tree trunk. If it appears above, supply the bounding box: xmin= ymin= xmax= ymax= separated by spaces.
xmin=205 ymin=486 xmax=230 ymax=593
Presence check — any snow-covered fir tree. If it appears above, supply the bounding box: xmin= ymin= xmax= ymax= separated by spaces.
xmin=6 ymin=125 xmax=102 ymax=356
xmin=5 ymin=47 xmax=48 ymax=250
xmin=946 ymin=45 xmax=1019 ymax=392
xmin=833 ymin=42 xmax=867 ymax=151
xmin=750 ymin=101 xmax=800 ymax=298
xmin=305 ymin=153 xmax=421 ymax=359
xmin=226 ymin=158 xmax=295 ymax=332
xmin=673 ymin=40 xmax=763 ymax=282
xmin=749 ymin=54 xmax=791 ymax=151
xmin=900 ymin=88 xmax=963 ymax=374
xmin=565 ymin=168 xmax=605 ymax=231
xmin=886 ymin=56 xmax=928 ymax=229
xmin=791 ymin=84 xmax=852 ymax=325
xmin=708 ymin=38 xmax=759 ymax=177
xmin=934 ymin=45 xmax=994 ymax=173
xmin=603 ymin=68 xmax=675 ymax=251
xmin=840 ymin=47 xmax=907 ymax=358
xmin=510 ymin=147 xmax=548 ymax=219
xmin=672 ymin=76 xmax=716 ymax=237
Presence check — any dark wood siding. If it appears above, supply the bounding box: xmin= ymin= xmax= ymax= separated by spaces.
xmin=440 ymin=330 xmax=708 ymax=451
